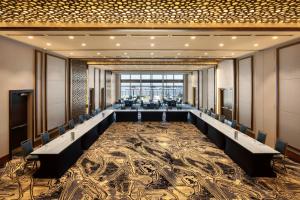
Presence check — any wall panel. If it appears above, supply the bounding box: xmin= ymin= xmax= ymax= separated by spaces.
xmin=46 ymin=55 xmax=66 ymax=130
xmin=207 ymin=67 xmax=215 ymax=111
xmin=278 ymin=43 xmax=300 ymax=150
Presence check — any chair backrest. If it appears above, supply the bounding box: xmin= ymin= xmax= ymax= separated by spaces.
xmin=257 ymin=131 xmax=267 ymax=144
xmin=68 ymin=119 xmax=75 ymax=129
xmin=239 ymin=124 xmax=248 ymax=133
xmin=79 ymin=115 xmax=85 ymax=123
xmin=214 ymin=114 xmax=219 ymax=120
xmin=20 ymin=139 xmax=33 ymax=157
xmin=95 ymin=108 xmax=101 ymax=114
xmin=224 ymin=119 xmax=232 ymax=126
xmin=85 ymin=114 xmax=91 ymax=120
xmin=207 ymin=110 xmax=212 ymax=116
xmin=41 ymin=132 xmax=50 ymax=145
xmin=58 ymin=125 xmax=66 ymax=135
xmin=219 ymin=115 xmax=225 ymax=123
xmin=275 ymin=139 xmax=287 ymax=155
xmin=231 ymin=120 xmax=237 ymax=129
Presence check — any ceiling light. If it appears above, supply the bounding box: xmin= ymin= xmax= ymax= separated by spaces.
xmin=184 ymin=43 xmax=189 ymax=47
xmin=231 ymin=36 xmax=237 ymax=40
xmin=81 ymin=43 xmax=86 ymax=46
xmin=68 ymin=36 xmax=74 ymax=39
xmin=150 ymin=36 xmax=155 ymax=40
xmin=116 ymin=43 xmax=121 ymax=47
xmin=254 ymin=43 xmax=259 ymax=47
xmin=97 ymin=52 xmax=101 ymax=55
xmin=28 ymin=36 xmax=34 ymax=39
xmin=177 ymin=52 xmax=181 ymax=56
xmin=150 ymin=52 xmax=154 ymax=56
xmin=46 ymin=42 xmax=51 ymax=46
xmin=219 ymin=43 xmax=224 ymax=47
xmin=204 ymin=52 xmax=208 ymax=55
xmin=124 ymin=52 xmax=128 ymax=55
xmin=69 ymin=52 xmax=73 ymax=55
xmin=150 ymin=43 xmax=155 ymax=47
xmin=272 ymin=36 xmax=278 ymax=40
xmin=190 ymin=36 xmax=196 ymax=40
xmin=231 ymin=52 xmax=235 ymax=56
xmin=109 ymin=36 xmax=115 ymax=40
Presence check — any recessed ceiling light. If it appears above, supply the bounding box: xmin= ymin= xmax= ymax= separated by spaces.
xmin=116 ymin=43 xmax=121 ymax=47
xmin=177 ymin=52 xmax=181 ymax=56
xmin=272 ymin=36 xmax=278 ymax=40
xmin=68 ymin=36 xmax=74 ymax=40
xmin=150 ymin=36 xmax=155 ymax=40
xmin=190 ymin=36 xmax=196 ymax=40
xmin=43 ymin=48 xmax=47 ymax=50
xmin=46 ymin=42 xmax=51 ymax=46
xmin=231 ymin=36 xmax=237 ymax=40
xmin=184 ymin=43 xmax=189 ymax=47
xmin=254 ymin=43 xmax=259 ymax=47
xmin=109 ymin=36 xmax=115 ymax=40
xmin=97 ymin=52 xmax=101 ymax=55
xmin=231 ymin=52 xmax=235 ymax=56
xmin=204 ymin=52 xmax=208 ymax=55
xmin=28 ymin=36 xmax=34 ymax=39
xmin=81 ymin=43 xmax=86 ymax=46
xmin=69 ymin=52 xmax=73 ymax=55
xmin=150 ymin=43 xmax=155 ymax=47
xmin=150 ymin=52 xmax=154 ymax=56
xmin=219 ymin=43 xmax=224 ymax=47
xmin=124 ymin=52 xmax=128 ymax=55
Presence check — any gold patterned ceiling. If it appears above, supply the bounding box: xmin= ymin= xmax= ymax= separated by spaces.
xmin=0 ymin=0 xmax=299 ymax=28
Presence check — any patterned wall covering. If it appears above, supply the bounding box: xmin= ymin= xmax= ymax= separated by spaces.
xmin=71 ymin=60 xmax=87 ymax=120
xmin=105 ymin=70 xmax=112 ymax=108
xmin=0 ymin=0 xmax=299 ymax=27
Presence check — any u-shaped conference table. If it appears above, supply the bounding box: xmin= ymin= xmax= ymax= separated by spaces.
xmin=31 ymin=108 xmax=279 ymax=178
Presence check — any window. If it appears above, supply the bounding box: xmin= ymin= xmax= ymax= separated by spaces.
xmin=120 ymin=73 xmax=184 ymax=101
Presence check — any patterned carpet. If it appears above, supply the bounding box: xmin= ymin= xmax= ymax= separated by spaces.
xmin=0 ymin=122 xmax=300 ymax=199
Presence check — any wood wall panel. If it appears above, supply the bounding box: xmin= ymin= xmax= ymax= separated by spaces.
xmin=35 ymin=50 xmax=43 ymax=138
xmin=207 ymin=67 xmax=215 ymax=111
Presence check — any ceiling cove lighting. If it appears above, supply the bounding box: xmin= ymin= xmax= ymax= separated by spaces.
xmin=68 ymin=36 xmax=75 ymax=39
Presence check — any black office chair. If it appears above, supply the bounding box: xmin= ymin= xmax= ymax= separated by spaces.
xmin=79 ymin=115 xmax=85 ymax=123
xmin=257 ymin=131 xmax=267 ymax=144
xmin=68 ymin=119 xmax=75 ymax=129
xmin=219 ymin=115 xmax=225 ymax=123
xmin=20 ymin=139 xmax=38 ymax=171
xmin=207 ymin=110 xmax=212 ymax=116
xmin=203 ymin=109 xmax=208 ymax=114
xmin=214 ymin=114 xmax=219 ymax=120
xmin=41 ymin=132 xmax=50 ymax=145
xmin=91 ymin=110 xmax=97 ymax=117
xmin=231 ymin=120 xmax=237 ymax=129
xmin=272 ymin=139 xmax=288 ymax=172
xmin=58 ymin=125 xmax=66 ymax=135
xmin=85 ymin=114 xmax=91 ymax=120
xmin=95 ymin=108 xmax=101 ymax=114
xmin=239 ymin=124 xmax=248 ymax=134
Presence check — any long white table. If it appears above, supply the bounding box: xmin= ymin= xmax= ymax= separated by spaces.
xmin=190 ymin=110 xmax=279 ymax=177
xmin=31 ymin=110 xmax=114 ymax=178
xmin=31 ymin=108 xmax=279 ymax=178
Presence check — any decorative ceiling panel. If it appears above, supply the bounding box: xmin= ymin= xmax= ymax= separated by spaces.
xmin=0 ymin=0 xmax=299 ymax=28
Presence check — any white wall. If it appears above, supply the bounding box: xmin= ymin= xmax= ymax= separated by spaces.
xmin=0 ymin=36 xmax=35 ymax=158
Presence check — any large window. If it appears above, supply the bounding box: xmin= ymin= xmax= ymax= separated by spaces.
xmin=120 ymin=73 xmax=184 ymax=101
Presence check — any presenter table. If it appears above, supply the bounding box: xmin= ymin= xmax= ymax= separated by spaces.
xmin=31 ymin=110 xmax=114 ymax=178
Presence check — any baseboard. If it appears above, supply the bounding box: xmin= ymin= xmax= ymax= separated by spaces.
xmin=0 ymin=154 xmax=10 ymax=167
xmin=287 ymin=147 xmax=300 ymax=163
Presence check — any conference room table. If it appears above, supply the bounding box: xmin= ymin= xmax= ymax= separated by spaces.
xmin=31 ymin=110 xmax=114 ymax=178
xmin=190 ymin=110 xmax=279 ymax=177
xmin=31 ymin=108 xmax=279 ymax=178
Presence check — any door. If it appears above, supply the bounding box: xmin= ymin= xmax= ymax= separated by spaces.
xmin=9 ymin=90 xmax=33 ymax=158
